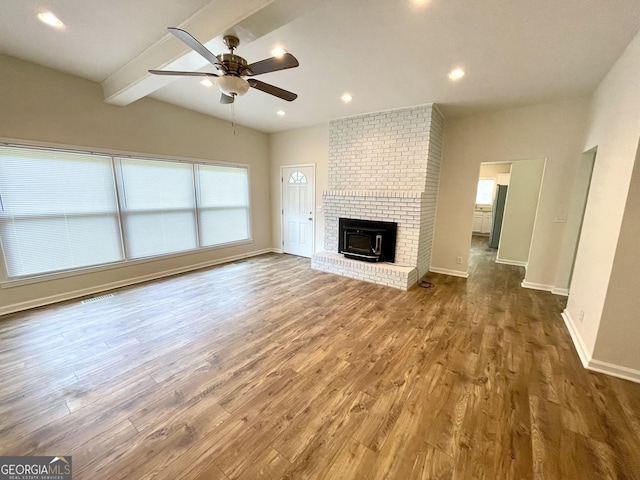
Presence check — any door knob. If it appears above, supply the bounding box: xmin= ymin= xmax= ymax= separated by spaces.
xmin=308 ymin=217 xmax=313 ymax=220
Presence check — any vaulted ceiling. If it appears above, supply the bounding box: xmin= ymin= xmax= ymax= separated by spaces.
xmin=2 ymin=0 xmax=640 ymax=133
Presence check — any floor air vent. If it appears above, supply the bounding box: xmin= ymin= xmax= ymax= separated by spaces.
xmin=81 ymin=294 xmax=114 ymax=304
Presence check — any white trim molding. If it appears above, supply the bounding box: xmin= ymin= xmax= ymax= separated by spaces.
xmin=496 ymin=258 xmax=527 ymax=267
xmin=561 ymin=309 xmax=640 ymax=384
xmin=522 ymin=281 xmax=569 ymax=296
xmin=521 ymin=281 xmax=554 ymax=292
xmin=429 ymin=266 xmax=469 ymax=278
xmin=587 ymin=359 xmax=640 ymax=384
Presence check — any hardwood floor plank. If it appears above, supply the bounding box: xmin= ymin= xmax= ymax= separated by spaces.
xmin=269 ymin=367 xmax=364 ymax=464
xmin=70 ymin=420 xmax=139 ymax=479
xmin=409 ymin=444 xmax=454 ymax=480
xmin=0 ymin=400 xmax=70 ymax=445
xmin=279 ymin=390 xmax=376 ymax=479
xmin=319 ymin=437 xmax=376 ymax=480
xmin=368 ymin=381 xmax=446 ymax=480
xmin=102 ymin=400 xmax=230 ymax=480
xmin=229 ymin=447 xmax=290 ymax=480
xmin=529 ymin=394 xmax=562 ymax=479
xmin=2 ymin=373 xmax=157 ymax=456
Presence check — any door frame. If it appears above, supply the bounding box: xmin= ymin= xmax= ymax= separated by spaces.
xmin=280 ymin=163 xmax=316 ymax=256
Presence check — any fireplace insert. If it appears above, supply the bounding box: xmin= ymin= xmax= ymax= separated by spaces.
xmin=339 ymin=218 xmax=397 ymax=262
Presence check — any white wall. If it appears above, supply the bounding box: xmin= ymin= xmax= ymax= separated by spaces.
xmin=593 ymin=144 xmax=640 ymax=372
xmin=0 ymin=54 xmax=272 ymax=314
xmin=432 ymin=98 xmax=590 ymax=281
xmin=565 ymin=28 xmax=640 ymax=369
xmin=496 ymin=159 xmax=545 ymax=265
xmin=553 ymin=149 xmax=596 ymax=293
xmin=269 ymin=124 xmax=329 ymax=253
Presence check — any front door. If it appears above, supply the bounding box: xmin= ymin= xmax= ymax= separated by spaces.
xmin=282 ymin=165 xmax=314 ymax=257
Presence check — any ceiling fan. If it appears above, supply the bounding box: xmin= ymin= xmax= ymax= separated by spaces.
xmin=149 ymin=27 xmax=299 ymax=104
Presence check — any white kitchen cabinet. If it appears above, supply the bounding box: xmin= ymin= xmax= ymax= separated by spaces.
xmin=472 ymin=212 xmax=483 ymax=232
xmin=473 ymin=211 xmax=493 ymax=233
xmin=481 ymin=211 xmax=492 ymax=233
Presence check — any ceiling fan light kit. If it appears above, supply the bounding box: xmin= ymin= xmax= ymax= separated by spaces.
xmin=216 ymin=76 xmax=250 ymax=97
xmin=149 ymin=28 xmax=298 ymax=104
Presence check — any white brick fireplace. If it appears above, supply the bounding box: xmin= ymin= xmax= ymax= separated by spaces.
xmin=312 ymin=104 xmax=444 ymax=289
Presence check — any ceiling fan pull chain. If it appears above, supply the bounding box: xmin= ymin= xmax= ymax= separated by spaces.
xmin=232 ymin=98 xmax=236 ymax=136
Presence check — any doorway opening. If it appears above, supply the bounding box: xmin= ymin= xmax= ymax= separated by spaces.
xmin=469 ymin=159 xmax=545 ymax=275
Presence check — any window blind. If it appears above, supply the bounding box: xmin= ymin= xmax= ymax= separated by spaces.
xmin=197 ymin=164 xmax=250 ymax=246
xmin=117 ymin=158 xmax=197 ymax=259
xmin=0 ymin=146 xmax=123 ymax=277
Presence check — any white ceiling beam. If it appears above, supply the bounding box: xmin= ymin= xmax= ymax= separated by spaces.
xmin=101 ymin=0 xmax=323 ymax=106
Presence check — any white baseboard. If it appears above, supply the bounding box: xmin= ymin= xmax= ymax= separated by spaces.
xmin=496 ymin=258 xmax=528 ymax=267
xmin=561 ymin=309 xmax=640 ymax=384
xmin=0 ymin=248 xmax=278 ymax=316
xmin=587 ymin=359 xmax=640 ymax=384
xmin=272 ymin=248 xmax=284 ymax=254
xmin=428 ymin=266 xmax=469 ymax=278
xmin=522 ymin=281 xmax=568 ymax=296
xmin=521 ymin=281 xmax=554 ymax=292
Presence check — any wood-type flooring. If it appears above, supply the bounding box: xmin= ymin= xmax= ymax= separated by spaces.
xmin=1 ymin=236 xmax=640 ymax=479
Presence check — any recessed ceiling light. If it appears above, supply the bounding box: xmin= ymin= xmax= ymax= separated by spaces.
xmin=271 ymin=47 xmax=287 ymax=57
xmin=200 ymin=78 xmax=214 ymax=87
xmin=276 ymin=110 xmax=286 ymax=116
xmin=448 ymin=68 xmax=465 ymax=80
xmin=37 ymin=11 xmax=65 ymax=29
xmin=341 ymin=93 xmax=353 ymax=103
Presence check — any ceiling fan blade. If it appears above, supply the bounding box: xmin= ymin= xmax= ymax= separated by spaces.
xmin=245 ymin=53 xmax=299 ymax=76
xmin=248 ymin=79 xmax=297 ymax=101
xmin=167 ymin=27 xmax=225 ymax=71
xmin=148 ymin=69 xmax=218 ymax=78
xmin=220 ymin=93 xmax=235 ymax=104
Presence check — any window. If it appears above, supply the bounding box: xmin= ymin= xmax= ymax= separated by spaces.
xmin=288 ymin=171 xmax=307 ymax=184
xmin=475 ymin=178 xmax=495 ymax=205
xmin=0 ymin=146 xmax=123 ymax=277
xmin=197 ymin=164 xmax=249 ymax=246
xmin=118 ymin=158 xmax=197 ymax=259
xmin=0 ymin=145 xmax=251 ymax=280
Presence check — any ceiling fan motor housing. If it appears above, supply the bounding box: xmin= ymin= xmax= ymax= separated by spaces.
xmin=217 ymin=53 xmax=248 ymax=75
xmin=215 ymin=53 xmax=250 ymax=96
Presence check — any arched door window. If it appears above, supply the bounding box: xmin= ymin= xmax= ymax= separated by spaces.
xmin=288 ymin=171 xmax=307 ymax=184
